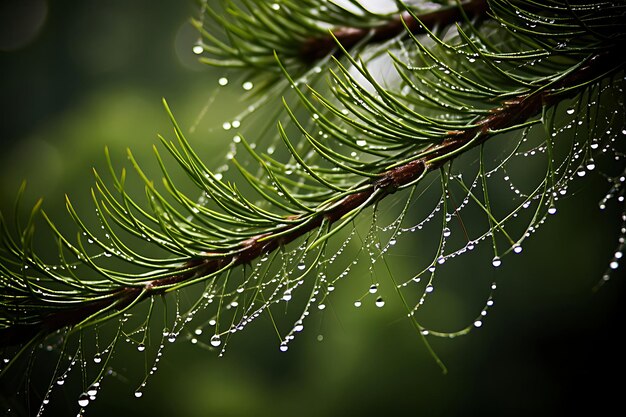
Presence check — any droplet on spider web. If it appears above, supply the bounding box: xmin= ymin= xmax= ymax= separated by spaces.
xmin=77 ymin=393 xmax=90 ymax=407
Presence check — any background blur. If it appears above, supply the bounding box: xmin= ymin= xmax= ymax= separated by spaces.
xmin=1 ymin=1 xmax=624 ymax=416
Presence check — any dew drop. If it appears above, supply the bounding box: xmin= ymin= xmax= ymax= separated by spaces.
xmin=242 ymin=81 xmax=254 ymax=91
xmin=134 ymin=392 xmax=143 ymax=398
xmin=210 ymin=335 xmax=221 ymax=347
xmin=297 ymin=262 xmax=306 ymax=271
xmin=566 ymin=108 xmax=575 ymax=115
xmin=93 ymin=354 xmax=102 ymax=364
xmin=279 ymin=344 xmax=288 ymax=352
xmin=294 ymin=323 xmax=304 ymax=332
xmin=78 ymin=393 xmax=90 ymax=407
xmin=282 ymin=291 xmax=292 ymax=301
xmin=218 ymin=77 xmax=229 ymax=86
xmin=271 ymin=3 xmax=280 ymax=11
xmin=442 ymin=227 xmax=451 ymax=237
xmin=425 ymin=284 xmax=434 ymax=293
xmin=137 ymin=343 xmax=146 ymax=352
xmin=610 ymin=261 xmax=619 ymax=270
xmin=513 ymin=244 xmax=523 ymax=254
xmin=389 ymin=238 xmax=397 ymax=246
xmin=375 ymin=297 xmax=385 ymax=308
xmin=548 ymin=206 xmax=557 ymax=215
xmin=56 ymin=378 xmax=65 ymax=386
xmin=317 ymin=303 xmax=326 ymax=310
xmin=87 ymin=383 xmax=99 ymax=396
xmin=192 ymin=44 xmax=203 ymax=55
xmin=369 ymin=284 xmax=378 ymax=294
xmin=474 ymin=320 xmax=483 ymax=328
xmin=356 ymin=139 xmax=367 ymax=147
xmin=492 ymin=257 xmax=502 ymax=267
xmin=222 ymin=122 xmax=232 ymax=130
xmin=354 ymin=300 xmax=362 ymax=308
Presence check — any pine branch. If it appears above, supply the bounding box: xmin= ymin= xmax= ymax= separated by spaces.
xmin=1 ymin=45 xmax=618 ymax=349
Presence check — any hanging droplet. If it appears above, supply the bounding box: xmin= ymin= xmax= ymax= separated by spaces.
xmin=548 ymin=205 xmax=557 ymax=215
xmin=356 ymin=139 xmax=367 ymax=147
xmin=389 ymin=238 xmax=397 ymax=246
xmin=442 ymin=227 xmax=451 ymax=237
xmin=271 ymin=3 xmax=280 ymax=11
xmin=137 ymin=343 xmax=146 ymax=352
xmin=294 ymin=323 xmax=304 ymax=332
xmin=279 ymin=344 xmax=288 ymax=352
xmin=297 ymin=262 xmax=306 ymax=271
xmin=425 ymin=284 xmax=434 ymax=293
xmin=492 ymin=257 xmax=502 ymax=267
xmin=192 ymin=44 xmax=203 ymax=55
xmin=474 ymin=320 xmax=483 ymax=328
xmin=87 ymin=383 xmax=99 ymax=396
xmin=210 ymin=335 xmax=221 ymax=347
xmin=282 ymin=291 xmax=292 ymax=301
xmin=566 ymin=108 xmax=575 ymax=115
xmin=77 ymin=393 xmax=90 ymax=407
xmin=218 ymin=77 xmax=229 ymax=86
xmin=354 ymin=300 xmax=362 ymax=308
xmin=375 ymin=297 xmax=385 ymax=308
xmin=242 ymin=81 xmax=254 ymax=91
xmin=93 ymin=354 xmax=102 ymax=364
xmin=513 ymin=244 xmax=523 ymax=254
xmin=369 ymin=284 xmax=378 ymax=294
xmin=134 ymin=391 xmax=143 ymax=398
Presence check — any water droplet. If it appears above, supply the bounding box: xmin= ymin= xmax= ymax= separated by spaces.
xmin=279 ymin=344 xmax=288 ymax=352
xmin=137 ymin=343 xmax=146 ymax=352
xmin=356 ymin=139 xmax=367 ymax=147
xmin=513 ymin=244 xmax=523 ymax=254
xmin=282 ymin=291 xmax=292 ymax=301
xmin=442 ymin=227 xmax=451 ymax=237
xmin=218 ymin=77 xmax=229 ymax=86
xmin=294 ymin=323 xmax=304 ymax=332
xmin=210 ymin=335 xmax=221 ymax=347
xmin=548 ymin=206 xmax=557 ymax=215
xmin=242 ymin=81 xmax=254 ymax=91
xmin=271 ymin=3 xmax=280 ymax=11
xmin=87 ymin=383 xmax=99 ymax=396
xmin=93 ymin=354 xmax=102 ymax=364
xmin=78 ymin=393 xmax=90 ymax=407
xmin=297 ymin=262 xmax=306 ymax=271
xmin=354 ymin=300 xmax=362 ymax=307
xmin=425 ymin=285 xmax=434 ymax=293
xmin=56 ymin=378 xmax=65 ymax=386
xmin=566 ymin=108 xmax=575 ymax=115
xmin=389 ymin=238 xmax=397 ymax=246
xmin=492 ymin=257 xmax=502 ymax=267
xmin=615 ymin=251 xmax=623 ymax=259
xmin=474 ymin=320 xmax=483 ymax=328
xmin=192 ymin=44 xmax=203 ymax=55
xmin=222 ymin=122 xmax=232 ymax=130
xmin=317 ymin=303 xmax=326 ymax=310
xmin=134 ymin=391 xmax=143 ymax=398
xmin=610 ymin=261 xmax=619 ymax=269
xmin=369 ymin=284 xmax=378 ymax=294
xmin=375 ymin=297 xmax=385 ymax=308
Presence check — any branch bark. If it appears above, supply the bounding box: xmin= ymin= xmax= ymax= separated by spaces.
xmin=300 ymin=0 xmax=489 ymax=62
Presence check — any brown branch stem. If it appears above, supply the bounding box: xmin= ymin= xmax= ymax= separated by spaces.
xmin=301 ymin=0 xmax=489 ymax=62
xmin=0 ymin=51 xmax=616 ymax=349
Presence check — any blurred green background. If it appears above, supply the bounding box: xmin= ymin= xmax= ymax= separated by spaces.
xmin=1 ymin=1 xmax=624 ymax=416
